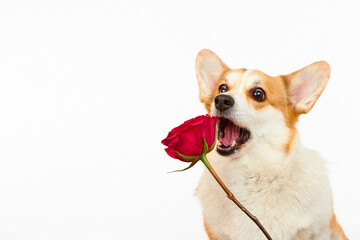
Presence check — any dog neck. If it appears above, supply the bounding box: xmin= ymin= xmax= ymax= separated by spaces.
xmin=212 ymin=133 xmax=308 ymax=182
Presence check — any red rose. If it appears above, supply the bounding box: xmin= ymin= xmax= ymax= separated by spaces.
xmin=161 ymin=115 xmax=218 ymax=162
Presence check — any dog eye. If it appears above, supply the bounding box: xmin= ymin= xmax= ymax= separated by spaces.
xmin=219 ymin=84 xmax=228 ymax=93
xmin=252 ymin=88 xmax=266 ymax=102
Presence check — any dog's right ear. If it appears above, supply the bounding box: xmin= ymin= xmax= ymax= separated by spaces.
xmin=195 ymin=49 xmax=229 ymax=104
xmin=283 ymin=61 xmax=331 ymax=114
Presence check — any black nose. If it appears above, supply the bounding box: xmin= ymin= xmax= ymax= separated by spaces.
xmin=214 ymin=95 xmax=234 ymax=111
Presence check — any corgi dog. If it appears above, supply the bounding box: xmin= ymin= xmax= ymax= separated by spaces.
xmin=194 ymin=49 xmax=347 ymax=240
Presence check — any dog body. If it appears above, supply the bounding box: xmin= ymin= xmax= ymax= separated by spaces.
xmin=194 ymin=50 xmax=347 ymax=240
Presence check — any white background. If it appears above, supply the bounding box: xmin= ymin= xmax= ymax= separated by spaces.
xmin=0 ymin=0 xmax=359 ymax=239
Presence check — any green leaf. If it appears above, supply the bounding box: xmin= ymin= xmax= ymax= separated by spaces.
xmin=202 ymin=135 xmax=209 ymax=155
xmin=208 ymin=141 xmax=216 ymax=153
xmin=167 ymin=159 xmax=200 ymax=173
xmin=176 ymin=152 xmax=199 ymax=162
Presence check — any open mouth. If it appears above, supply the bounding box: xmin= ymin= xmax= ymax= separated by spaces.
xmin=217 ymin=117 xmax=251 ymax=156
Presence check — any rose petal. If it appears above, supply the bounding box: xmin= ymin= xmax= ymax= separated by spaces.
xmin=171 ymin=126 xmax=203 ymax=157
xmin=161 ymin=115 xmax=207 ymax=146
xmin=162 ymin=115 xmax=219 ymax=161
xmin=203 ymin=115 xmax=218 ymax=148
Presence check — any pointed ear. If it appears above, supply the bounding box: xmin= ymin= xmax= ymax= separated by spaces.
xmin=283 ymin=61 xmax=331 ymax=114
xmin=195 ymin=49 xmax=229 ymax=103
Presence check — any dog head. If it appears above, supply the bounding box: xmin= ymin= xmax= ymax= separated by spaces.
xmin=195 ymin=49 xmax=330 ymax=157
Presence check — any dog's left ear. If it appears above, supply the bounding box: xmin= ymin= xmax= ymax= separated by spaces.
xmin=283 ymin=61 xmax=331 ymax=114
xmin=195 ymin=49 xmax=229 ymax=103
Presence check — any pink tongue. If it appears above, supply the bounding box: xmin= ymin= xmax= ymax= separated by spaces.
xmin=221 ymin=124 xmax=240 ymax=147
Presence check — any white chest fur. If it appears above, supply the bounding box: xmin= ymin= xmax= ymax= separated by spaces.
xmin=196 ymin=142 xmax=333 ymax=240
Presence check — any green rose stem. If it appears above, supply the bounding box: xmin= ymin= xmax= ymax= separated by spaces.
xmin=199 ymin=153 xmax=273 ymax=240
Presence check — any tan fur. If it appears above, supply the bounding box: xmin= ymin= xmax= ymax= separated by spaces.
xmin=330 ymin=211 xmax=348 ymax=240
xmin=204 ymin=217 xmax=219 ymax=240
xmin=221 ymin=69 xmax=247 ymax=92
xmin=284 ymin=127 xmax=298 ymax=152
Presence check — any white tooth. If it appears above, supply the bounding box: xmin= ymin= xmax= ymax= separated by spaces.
xmin=231 ymin=140 xmax=236 ymax=147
